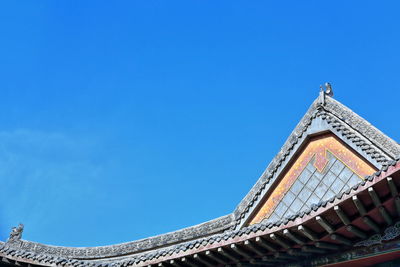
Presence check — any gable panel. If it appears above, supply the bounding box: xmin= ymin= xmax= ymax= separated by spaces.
xmin=248 ymin=133 xmax=377 ymax=225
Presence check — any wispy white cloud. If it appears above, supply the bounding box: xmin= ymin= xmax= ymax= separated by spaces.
xmin=0 ymin=129 xmax=108 ymax=242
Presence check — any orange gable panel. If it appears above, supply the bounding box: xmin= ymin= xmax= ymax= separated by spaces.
xmin=248 ymin=133 xmax=377 ymax=225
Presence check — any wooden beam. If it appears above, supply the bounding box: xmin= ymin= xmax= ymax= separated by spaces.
xmin=248 ymin=260 xmax=274 ymax=267
xmin=244 ymin=240 xmax=267 ymax=256
xmin=205 ymin=250 xmax=228 ymax=265
xmin=283 ymin=229 xmax=305 ymax=245
xmin=288 ymin=249 xmax=309 ymax=256
xmin=261 ymin=256 xmax=284 ymax=263
xmin=368 ymin=187 xmax=382 ymax=207
xmin=315 ymin=242 xmax=340 ymax=250
xmin=7 ymin=262 xmax=19 ymax=267
xmin=346 ymin=225 xmax=367 ymax=239
xmin=180 ymin=257 xmax=197 ymax=267
xmin=387 ymin=177 xmax=398 ymax=197
xmin=316 ymin=216 xmax=334 ymax=233
xmin=217 ymin=248 xmax=240 ymax=262
xmin=230 ymin=244 xmax=253 ymax=259
xmin=193 ymin=254 xmax=214 ymax=267
xmin=248 ymin=257 xmax=278 ymax=265
xmin=352 ymin=196 xmax=367 ymax=216
xmin=298 ymin=225 xmax=318 ymax=241
xmin=334 ymin=205 xmax=351 ymax=225
xmin=302 ymin=246 xmax=326 ymax=254
xmin=169 ymin=259 xmax=185 ymax=267
xmin=269 ymin=234 xmax=291 ymax=249
xmin=330 ymin=234 xmax=352 ymax=245
xmin=274 ymin=252 xmax=294 ymax=260
xmin=379 ymin=206 xmax=393 ymax=225
xmin=363 ymin=216 xmax=380 ymax=233
xmin=395 ymin=196 xmax=400 ymax=217
xmin=254 ymin=237 xmax=276 ymax=252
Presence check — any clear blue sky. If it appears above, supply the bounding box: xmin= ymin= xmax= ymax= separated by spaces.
xmin=1 ymin=1 xmax=399 ymax=246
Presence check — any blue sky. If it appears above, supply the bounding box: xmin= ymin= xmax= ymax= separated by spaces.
xmin=0 ymin=1 xmax=400 ymax=246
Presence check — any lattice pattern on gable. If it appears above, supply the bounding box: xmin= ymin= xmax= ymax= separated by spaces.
xmin=267 ymin=152 xmax=361 ymax=222
xmin=248 ymin=133 xmax=377 ymax=225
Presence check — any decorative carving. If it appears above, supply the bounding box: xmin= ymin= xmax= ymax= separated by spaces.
xmin=7 ymin=223 xmax=24 ymax=243
xmin=319 ymin=82 xmax=333 ymax=105
xmin=325 ymin=82 xmax=333 ymax=97
xmin=355 ymin=221 xmax=400 ymax=247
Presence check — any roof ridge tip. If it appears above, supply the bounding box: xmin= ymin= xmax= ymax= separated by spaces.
xmin=323 ymin=94 xmax=400 ymax=157
xmin=317 ymin=82 xmax=334 ymax=106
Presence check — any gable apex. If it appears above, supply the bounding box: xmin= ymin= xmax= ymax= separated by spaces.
xmin=231 ymin=94 xmax=400 ymax=230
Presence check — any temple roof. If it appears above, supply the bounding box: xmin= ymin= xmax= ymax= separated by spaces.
xmin=1 ymin=90 xmax=399 ymax=266
xmin=231 ymin=93 xmax=400 ymax=230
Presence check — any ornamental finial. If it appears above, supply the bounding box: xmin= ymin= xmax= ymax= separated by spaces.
xmin=325 ymin=82 xmax=333 ymax=97
xmin=7 ymin=223 xmax=24 ymax=243
xmin=318 ymin=82 xmax=334 ymax=106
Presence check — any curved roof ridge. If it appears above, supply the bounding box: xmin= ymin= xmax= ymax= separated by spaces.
xmin=3 ymin=214 xmax=233 ymax=260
